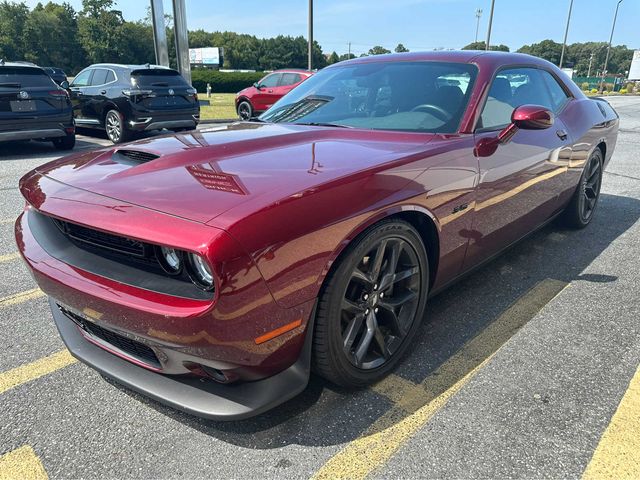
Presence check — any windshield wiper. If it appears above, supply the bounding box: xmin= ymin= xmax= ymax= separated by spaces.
xmin=294 ymin=121 xmax=352 ymax=128
xmin=265 ymin=95 xmax=334 ymax=123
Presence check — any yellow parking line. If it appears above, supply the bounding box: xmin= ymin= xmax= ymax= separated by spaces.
xmin=0 ymin=349 xmax=77 ymax=395
xmin=0 ymin=445 xmax=48 ymax=480
xmin=582 ymin=363 xmax=640 ymax=480
xmin=0 ymin=288 xmax=44 ymax=308
xmin=0 ymin=252 xmax=20 ymax=264
xmin=313 ymin=278 xmax=568 ymax=480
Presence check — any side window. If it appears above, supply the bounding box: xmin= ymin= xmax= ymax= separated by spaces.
xmin=541 ymin=70 xmax=570 ymax=112
xmin=105 ymin=70 xmax=116 ymax=83
xmin=479 ymin=67 xmax=554 ymax=130
xmin=280 ymin=73 xmax=301 ymax=86
xmin=90 ymin=68 xmax=108 ymax=86
xmin=260 ymin=74 xmax=281 ymax=88
xmin=71 ymin=69 xmax=92 ymax=87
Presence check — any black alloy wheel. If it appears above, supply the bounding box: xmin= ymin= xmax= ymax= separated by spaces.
xmin=237 ymin=101 xmax=253 ymax=121
xmin=312 ymin=220 xmax=429 ymax=387
xmin=562 ymin=148 xmax=603 ymax=229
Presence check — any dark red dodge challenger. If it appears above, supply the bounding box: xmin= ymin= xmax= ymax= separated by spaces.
xmin=16 ymin=52 xmax=618 ymax=420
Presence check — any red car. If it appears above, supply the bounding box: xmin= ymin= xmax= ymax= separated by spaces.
xmin=16 ymin=51 xmax=618 ymax=420
xmin=235 ymin=69 xmax=313 ymax=120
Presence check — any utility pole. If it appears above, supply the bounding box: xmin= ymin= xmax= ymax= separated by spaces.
xmin=559 ymin=0 xmax=574 ymax=68
xmin=588 ymin=52 xmax=595 ymax=77
xmin=475 ymin=8 xmax=482 ymax=43
xmin=308 ymin=0 xmax=313 ymax=71
xmin=348 ymin=42 xmax=351 ymax=59
xmin=599 ymin=0 xmax=624 ymax=92
xmin=485 ymin=0 xmax=495 ymax=51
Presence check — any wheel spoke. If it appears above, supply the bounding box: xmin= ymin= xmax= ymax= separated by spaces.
xmin=353 ymin=319 xmax=374 ymax=367
xmin=343 ymin=313 xmax=365 ymax=353
xmin=378 ymin=303 xmax=405 ymax=336
xmin=351 ymin=267 xmax=373 ymax=285
xmin=379 ymin=289 xmax=418 ymax=309
xmin=373 ymin=326 xmax=390 ymax=359
xmin=370 ymin=239 xmax=388 ymax=282
xmin=342 ymin=298 xmax=365 ymax=315
xmin=380 ymin=266 xmax=419 ymax=291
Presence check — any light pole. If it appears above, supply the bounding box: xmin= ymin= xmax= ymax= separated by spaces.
xmin=308 ymin=0 xmax=313 ymax=71
xmin=475 ymin=8 xmax=483 ymax=43
xmin=588 ymin=52 xmax=595 ymax=77
xmin=559 ymin=0 xmax=574 ymax=68
xmin=599 ymin=0 xmax=624 ymax=92
xmin=485 ymin=0 xmax=495 ymax=51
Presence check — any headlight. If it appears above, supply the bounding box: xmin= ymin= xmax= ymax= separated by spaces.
xmin=187 ymin=253 xmax=214 ymax=290
xmin=156 ymin=246 xmax=182 ymax=274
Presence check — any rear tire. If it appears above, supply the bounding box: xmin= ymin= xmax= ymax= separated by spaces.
xmin=312 ymin=219 xmax=429 ymax=387
xmin=105 ymin=109 xmax=130 ymax=144
xmin=561 ymin=148 xmax=603 ymax=229
xmin=52 ymin=132 xmax=75 ymax=151
xmin=237 ymin=100 xmax=253 ymax=121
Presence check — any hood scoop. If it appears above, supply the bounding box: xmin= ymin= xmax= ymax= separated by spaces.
xmin=113 ymin=149 xmax=160 ymax=165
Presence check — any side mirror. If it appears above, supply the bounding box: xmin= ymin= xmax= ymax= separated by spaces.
xmin=60 ymin=80 xmax=69 ymax=89
xmin=498 ymin=104 xmax=554 ymax=143
xmin=253 ymin=82 xmax=262 ymax=90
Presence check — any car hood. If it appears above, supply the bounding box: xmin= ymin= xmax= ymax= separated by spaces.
xmin=34 ymin=122 xmax=436 ymax=226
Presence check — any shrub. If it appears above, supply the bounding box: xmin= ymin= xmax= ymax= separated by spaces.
xmin=590 ymin=88 xmax=598 ymax=93
xmin=604 ymin=82 xmax=614 ymax=92
xmin=190 ymin=70 xmax=266 ymax=94
xmin=624 ymin=82 xmax=635 ymax=93
xmin=620 ymin=89 xmax=628 ymax=94
xmin=581 ymin=82 xmax=590 ymax=90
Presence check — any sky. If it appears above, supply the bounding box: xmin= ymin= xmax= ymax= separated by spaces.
xmin=18 ymin=0 xmax=640 ymax=56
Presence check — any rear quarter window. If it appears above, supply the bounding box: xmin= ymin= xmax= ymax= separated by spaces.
xmin=0 ymin=67 xmax=55 ymax=88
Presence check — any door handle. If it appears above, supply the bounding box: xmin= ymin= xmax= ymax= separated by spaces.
xmin=100 ymin=90 xmax=107 ymax=95
xmin=556 ymin=129 xmax=568 ymax=140
xmin=268 ymin=89 xmax=274 ymax=93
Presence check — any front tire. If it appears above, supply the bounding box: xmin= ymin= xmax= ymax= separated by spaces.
xmin=105 ymin=109 xmax=130 ymax=144
xmin=52 ymin=132 xmax=75 ymax=150
xmin=561 ymin=148 xmax=603 ymax=229
xmin=237 ymin=100 xmax=253 ymax=121
xmin=312 ymin=219 xmax=429 ymax=387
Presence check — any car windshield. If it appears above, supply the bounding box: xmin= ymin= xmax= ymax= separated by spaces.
xmin=260 ymin=61 xmax=477 ymax=133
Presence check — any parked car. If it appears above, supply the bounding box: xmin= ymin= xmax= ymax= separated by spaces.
xmin=69 ymin=63 xmax=199 ymax=143
xmin=0 ymin=60 xmax=75 ymax=150
xmin=17 ymin=51 xmax=618 ymax=420
xmin=235 ymin=69 xmax=313 ymax=120
xmin=42 ymin=67 xmax=68 ymax=85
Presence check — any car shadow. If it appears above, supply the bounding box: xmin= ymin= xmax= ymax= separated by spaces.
xmin=109 ymin=192 xmax=639 ymax=448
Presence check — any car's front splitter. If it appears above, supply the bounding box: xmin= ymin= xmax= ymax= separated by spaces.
xmin=51 ymin=297 xmax=313 ymax=421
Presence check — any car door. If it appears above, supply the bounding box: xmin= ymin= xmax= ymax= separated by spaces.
xmin=69 ymin=69 xmax=94 ymax=124
xmin=84 ymin=68 xmax=116 ymax=123
xmin=275 ymin=72 xmax=303 ymax=97
xmin=463 ymin=67 xmax=574 ymax=269
xmin=253 ymin=73 xmax=282 ymax=112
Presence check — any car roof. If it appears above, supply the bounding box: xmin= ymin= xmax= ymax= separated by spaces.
xmin=89 ymin=63 xmax=174 ymax=71
xmin=336 ymin=50 xmax=552 ymax=69
xmin=271 ymin=69 xmax=314 ymax=75
xmin=0 ymin=61 xmax=46 ymax=71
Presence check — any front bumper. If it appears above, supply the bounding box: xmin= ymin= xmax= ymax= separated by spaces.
xmin=52 ymin=298 xmax=312 ymax=420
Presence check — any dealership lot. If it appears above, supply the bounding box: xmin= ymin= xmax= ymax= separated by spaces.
xmin=1 ymin=96 xmax=639 ymax=478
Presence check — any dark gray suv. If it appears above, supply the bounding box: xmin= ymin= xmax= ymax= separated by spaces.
xmin=0 ymin=61 xmax=75 ymax=150
xmin=69 ymin=64 xmax=200 ymax=144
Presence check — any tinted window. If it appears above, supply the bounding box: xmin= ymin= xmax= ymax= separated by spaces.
xmin=90 ymin=68 xmax=109 ymax=86
xmin=479 ymin=67 xmax=554 ymax=130
xmin=260 ymin=73 xmax=281 ymax=88
xmin=72 ymin=69 xmax=92 ymax=87
xmin=541 ymin=70 xmax=570 ymax=111
xmin=131 ymin=69 xmax=188 ymax=87
xmin=281 ymin=73 xmax=302 ymax=86
xmin=0 ymin=67 xmax=55 ymax=88
xmin=260 ymin=61 xmax=477 ymax=133
xmin=105 ymin=70 xmax=115 ymax=83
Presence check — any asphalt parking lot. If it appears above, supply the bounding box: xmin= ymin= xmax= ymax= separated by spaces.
xmin=1 ymin=98 xmax=639 ymax=479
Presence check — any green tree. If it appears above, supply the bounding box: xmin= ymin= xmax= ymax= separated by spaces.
xmin=78 ymin=0 xmax=125 ymax=64
xmin=339 ymin=53 xmax=356 ymax=61
xmin=368 ymin=45 xmax=391 ymax=55
xmin=462 ymin=41 xmax=509 ymax=52
xmin=22 ymin=2 xmax=85 ymax=71
xmin=0 ymin=1 xmax=29 ymax=60
xmin=517 ymin=39 xmax=563 ymax=65
xmin=394 ymin=43 xmax=409 ymax=53
xmin=327 ymin=51 xmax=340 ymax=64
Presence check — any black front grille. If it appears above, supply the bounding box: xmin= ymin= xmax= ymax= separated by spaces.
xmin=115 ymin=149 xmax=160 ymax=163
xmin=53 ymin=219 xmax=147 ymax=258
xmin=59 ymin=305 xmax=161 ymax=368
